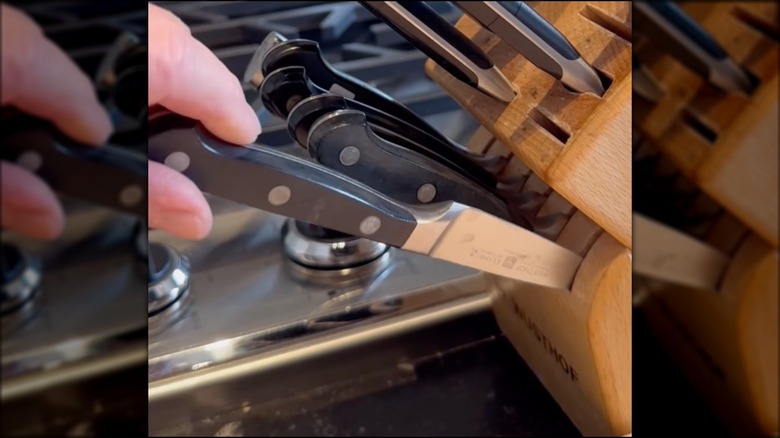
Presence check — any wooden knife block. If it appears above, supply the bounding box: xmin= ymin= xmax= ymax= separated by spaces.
xmin=633 ymin=2 xmax=779 ymax=248
xmin=636 ymin=233 xmax=779 ymax=436
xmin=425 ymin=2 xmax=633 ymax=435
xmin=467 ymin=125 xmax=631 ymax=436
xmin=425 ymin=1 xmax=633 ymax=250
xmin=492 ymin=227 xmax=631 ymax=437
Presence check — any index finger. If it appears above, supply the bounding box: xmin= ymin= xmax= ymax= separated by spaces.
xmin=148 ymin=3 xmax=261 ymax=145
xmin=0 ymin=4 xmax=112 ymax=146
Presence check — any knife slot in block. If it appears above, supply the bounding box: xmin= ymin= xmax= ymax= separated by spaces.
xmin=466 ymin=126 xmax=496 ymax=154
xmin=528 ymin=107 xmax=571 ymax=146
xmin=538 ymin=192 xmax=576 ymax=218
xmin=730 ymin=6 xmax=779 ymax=44
xmin=680 ymin=110 xmax=719 ymax=145
xmin=705 ymin=213 xmax=750 ymax=256
xmin=556 ymin=211 xmax=603 ymax=258
xmin=578 ymin=4 xmax=632 ymax=44
xmin=499 ymin=157 xmax=532 ymax=184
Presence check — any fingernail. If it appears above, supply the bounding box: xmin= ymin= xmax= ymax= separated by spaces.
xmin=155 ymin=210 xmax=210 ymax=240
xmin=4 ymin=211 xmax=63 ymax=240
xmin=234 ymin=104 xmax=262 ymax=143
xmin=60 ymin=108 xmax=114 ymax=146
xmin=89 ymin=106 xmax=115 ymax=144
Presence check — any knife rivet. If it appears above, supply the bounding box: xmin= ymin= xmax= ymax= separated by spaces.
xmin=16 ymin=151 xmax=42 ymax=172
xmin=268 ymin=186 xmax=292 ymax=206
xmin=164 ymin=152 xmax=190 ymax=172
xmin=119 ymin=184 xmax=144 ymax=206
xmin=339 ymin=146 xmax=360 ymax=166
xmin=417 ymin=183 xmax=437 ymax=203
xmin=360 ymin=216 xmax=381 ymax=235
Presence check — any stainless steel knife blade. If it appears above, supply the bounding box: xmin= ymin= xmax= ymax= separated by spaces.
xmin=360 ymin=1 xmax=517 ymax=102
xmin=402 ymin=203 xmax=582 ymax=290
xmin=634 ymin=2 xmax=753 ymax=95
xmin=632 ymin=56 xmax=665 ymax=103
xmin=633 ymin=213 xmax=730 ymax=291
xmin=454 ymin=1 xmax=605 ymax=96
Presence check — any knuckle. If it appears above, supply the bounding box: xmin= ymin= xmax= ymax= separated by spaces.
xmin=149 ymin=18 xmax=192 ymax=101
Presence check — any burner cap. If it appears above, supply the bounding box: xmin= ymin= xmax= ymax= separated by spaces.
xmin=148 ymin=243 xmax=190 ymax=316
xmin=283 ymin=221 xmax=389 ymax=270
xmin=1 ymin=243 xmax=41 ymax=317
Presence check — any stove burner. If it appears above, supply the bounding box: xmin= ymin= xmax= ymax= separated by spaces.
xmin=284 ymin=220 xmax=389 ymax=269
xmin=134 ymin=220 xmax=148 ymax=260
xmin=282 ymin=220 xmax=391 ymax=285
xmin=1 ymin=243 xmax=42 ymax=333
xmin=148 ymin=242 xmax=191 ymax=334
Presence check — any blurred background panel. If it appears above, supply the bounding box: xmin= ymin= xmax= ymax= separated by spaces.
xmin=632 ymin=1 xmax=778 ymax=436
xmin=1 ymin=1 xmax=148 ymax=436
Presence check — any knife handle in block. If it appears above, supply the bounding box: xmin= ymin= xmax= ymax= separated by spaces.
xmin=633 ymin=2 xmax=779 ymax=247
xmin=491 ymin=210 xmax=632 ymax=436
xmin=425 ymin=1 xmax=632 ymax=250
xmin=637 ymin=233 xmax=778 ymax=435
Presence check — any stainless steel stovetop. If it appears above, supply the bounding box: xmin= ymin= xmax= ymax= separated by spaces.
xmin=146 ymin=1 xmax=505 ymax=432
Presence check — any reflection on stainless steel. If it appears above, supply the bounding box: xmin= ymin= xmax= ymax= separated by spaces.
xmin=1 ymin=200 xmax=147 ymax=402
xmin=282 ymin=220 xmax=389 ymax=269
xmin=243 ymin=31 xmax=289 ymax=89
xmin=1 ymin=244 xmax=43 ymax=336
xmin=148 ymin=242 xmax=193 ymax=337
xmin=148 ymin=243 xmax=192 ymax=313
xmin=148 ymin=196 xmax=489 ymax=390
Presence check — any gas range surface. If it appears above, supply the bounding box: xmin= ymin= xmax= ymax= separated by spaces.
xmin=147 ymin=1 xmax=492 ymax=390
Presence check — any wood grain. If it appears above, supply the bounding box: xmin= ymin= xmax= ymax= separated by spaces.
xmin=634 ymin=2 xmax=779 ymax=247
xmin=492 ymin=230 xmax=632 ymax=436
xmin=638 ymin=234 xmax=778 ymax=435
xmin=425 ymin=2 xmax=632 ymax=249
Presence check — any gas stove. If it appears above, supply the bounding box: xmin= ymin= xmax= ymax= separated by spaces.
xmin=1 ymin=2 xmax=147 ymax=436
xmin=146 ymin=0 xmax=505 ymax=433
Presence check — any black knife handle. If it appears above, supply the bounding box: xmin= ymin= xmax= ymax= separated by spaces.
xmin=263 ymin=68 xmax=498 ymax=190
xmin=306 ymin=109 xmax=513 ymax=222
xmin=0 ymin=115 xmax=147 ymax=218
xmin=259 ymin=39 xmax=461 ymax=152
xmin=147 ymin=113 xmax=419 ymax=248
xmin=646 ymin=2 xmax=728 ymax=59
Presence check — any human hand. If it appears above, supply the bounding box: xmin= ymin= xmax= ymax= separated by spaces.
xmin=0 ymin=3 xmax=113 ymax=240
xmin=148 ymin=2 xmax=261 ymax=240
